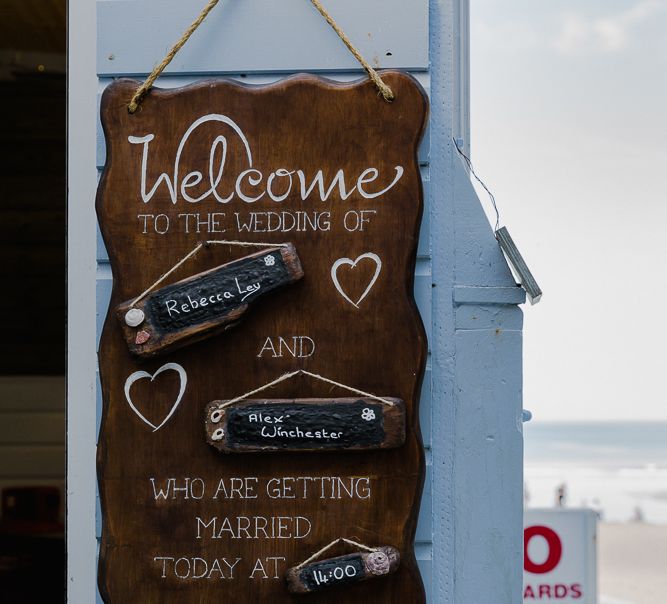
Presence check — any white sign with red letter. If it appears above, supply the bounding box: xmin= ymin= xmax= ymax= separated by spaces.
xmin=524 ymin=509 xmax=597 ymax=603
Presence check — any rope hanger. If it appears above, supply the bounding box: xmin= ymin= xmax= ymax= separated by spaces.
xmin=132 ymin=243 xmax=397 ymax=415
xmin=128 ymin=0 xmax=395 ymax=113
xmin=129 ymin=239 xmax=289 ymax=308
xmin=295 ymin=538 xmax=379 ymax=569
xmin=211 ymin=369 xmax=397 ymax=421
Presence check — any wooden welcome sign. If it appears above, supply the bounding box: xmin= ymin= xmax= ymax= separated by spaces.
xmin=97 ymin=72 xmax=428 ymax=603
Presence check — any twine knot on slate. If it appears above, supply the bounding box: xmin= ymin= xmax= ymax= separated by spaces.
xmin=286 ymin=539 xmax=401 ymax=593
xmin=295 ymin=538 xmax=380 ymax=569
xmin=129 ymin=240 xmax=290 ymax=309
xmin=128 ymin=0 xmax=394 ymax=113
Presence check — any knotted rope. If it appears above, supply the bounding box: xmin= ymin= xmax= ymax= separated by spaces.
xmin=309 ymin=0 xmax=394 ymax=101
xmin=213 ymin=369 xmax=396 ymax=413
xmin=128 ymin=0 xmax=220 ymax=113
xmin=130 ymin=240 xmax=289 ymax=308
xmin=295 ymin=538 xmax=379 ymax=569
xmin=128 ymin=0 xmax=394 ymax=113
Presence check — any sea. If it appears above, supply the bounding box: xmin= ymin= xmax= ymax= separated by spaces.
xmin=524 ymin=422 xmax=667 ymax=524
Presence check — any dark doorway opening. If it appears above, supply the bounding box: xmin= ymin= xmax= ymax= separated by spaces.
xmin=0 ymin=1 xmax=66 ymax=602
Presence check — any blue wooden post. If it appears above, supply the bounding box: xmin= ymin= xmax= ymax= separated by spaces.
xmin=68 ymin=1 xmax=526 ymax=601
xmin=429 ymin=3 xmax=525 ymax=601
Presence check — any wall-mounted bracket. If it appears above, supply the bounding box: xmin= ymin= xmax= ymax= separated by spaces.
xmin=495 ymin=227 xmax=542 ymax=304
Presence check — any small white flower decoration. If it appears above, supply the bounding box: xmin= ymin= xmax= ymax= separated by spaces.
xmin=361 ymin=408 xmax=376 ymax=421
xmin=264 ymin=255 xmax=276 ymax=267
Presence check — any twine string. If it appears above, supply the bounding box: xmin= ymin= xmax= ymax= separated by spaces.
xmin=128 ymin=0 xmax=220 ymax=113
xmin=309 ymin=0 xmax=394 ymax=102
xmin=130 ymin=240 xmax=289 ymax=308
xmin=215 ymin=369 xmax=396 ymax=411
xmin=296 ymin=538 xmax=378 ymax=569
xmin=127 ymin=0 xmax=394 ymax=113
xmin=453 ymin=138 xmax=501 ymax=233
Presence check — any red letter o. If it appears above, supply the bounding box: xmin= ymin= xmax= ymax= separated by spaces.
xmin=524 ymin=525 xmax=562 ymax=574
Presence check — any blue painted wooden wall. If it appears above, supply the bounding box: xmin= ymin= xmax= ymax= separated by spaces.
xmin=94 ymin=1 xmax=525 ymax=601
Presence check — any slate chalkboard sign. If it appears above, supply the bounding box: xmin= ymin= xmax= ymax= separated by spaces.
xmin=116 ymin=245 xmax=303 ymax=357
xmin=205 ymin=398 xmax=406 ymax=453
xmin=286 ymin=547 xmax=401 ymax=594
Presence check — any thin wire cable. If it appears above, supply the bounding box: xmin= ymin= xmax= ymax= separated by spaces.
xmin=453 ymin=138 xmax=501 ymax=232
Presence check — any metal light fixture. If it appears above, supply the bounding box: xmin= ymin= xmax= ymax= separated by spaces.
xmin=495 ymin=226 xmax=542 ymax=304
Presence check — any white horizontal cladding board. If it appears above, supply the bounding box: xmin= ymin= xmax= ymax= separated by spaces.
xmin=97 ymin=0 xmax=428 ymax=76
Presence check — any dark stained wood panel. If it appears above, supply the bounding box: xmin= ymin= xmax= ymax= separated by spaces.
xmin=96 ymin=72 xmax=428 ymax=603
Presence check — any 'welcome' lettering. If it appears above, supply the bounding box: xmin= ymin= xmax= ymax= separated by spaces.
xmin=128 ymin=114 xmax=404 ymax=205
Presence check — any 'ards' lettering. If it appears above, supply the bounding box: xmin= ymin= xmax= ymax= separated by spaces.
xmin=523 ymin=583 xmax=583 ymax=599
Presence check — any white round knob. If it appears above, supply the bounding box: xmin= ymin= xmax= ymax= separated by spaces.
xmin=125 ymin=308 xmax=145 ymax=327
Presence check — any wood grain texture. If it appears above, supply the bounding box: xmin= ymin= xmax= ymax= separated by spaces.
xmin=116 ymin=244 xmax=304 ymax=358
xmin=97 ymin=72 xmax=428 ymax=603
xmin=205 ymin=397 xmax=405 ymax=453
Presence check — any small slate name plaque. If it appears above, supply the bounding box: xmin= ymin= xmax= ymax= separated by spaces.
xmin=286 ymin=546 xmax=401 ymax=594
xmin=205 ymin=398 xmax=406 ymax=453
xmin=116 ymin=245 xmax=303 ymax=358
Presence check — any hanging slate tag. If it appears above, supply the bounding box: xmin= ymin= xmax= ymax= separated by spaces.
xmin=286 ymin=547 xmax=401 ymax=594
xmin=205 ymin=397 xmax=405 ymax=453
xmin=116 ymin=245 xmax=304 ymax=358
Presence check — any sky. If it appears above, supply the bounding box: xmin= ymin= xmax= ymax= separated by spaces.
xmin=470 ymin=0 xmax=667 ymax=421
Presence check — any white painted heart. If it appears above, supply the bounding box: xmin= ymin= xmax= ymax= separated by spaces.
xmin=123 ymin=363 xmax=187 ymax=432
xmin=331 ymin=252 xmax=382 ymax=308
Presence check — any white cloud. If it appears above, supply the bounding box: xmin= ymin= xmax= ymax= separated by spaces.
xmin=473 ymin=19 xmax=543 ymax=53
xmin=554 ymin=15 xmax=590 ymax=54
xmin=554 ymin=0 xmax=666 ymax=54
xmin=593 ymin=18 xmax=627 ymax=52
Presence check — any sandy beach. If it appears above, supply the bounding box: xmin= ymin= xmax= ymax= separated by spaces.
xmin=599 ymin=523 xmax=667 ymax=604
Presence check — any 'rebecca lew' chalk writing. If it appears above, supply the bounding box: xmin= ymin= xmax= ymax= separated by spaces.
xmin=164 ymin=275 xmax=260 ymax=318
xmin=128 ymin=114 xmax=404 ymax=205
